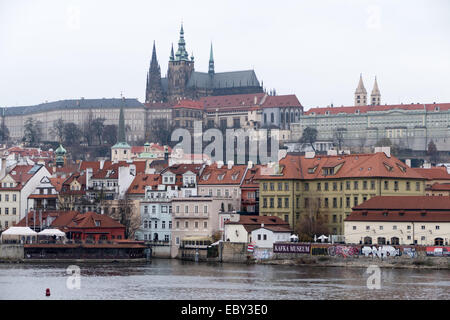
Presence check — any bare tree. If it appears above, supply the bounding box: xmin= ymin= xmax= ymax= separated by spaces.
xmin=299 ymin=127 xmax=318 ymax=152
xmin=50 ymin=118 xmax=65 ymax=143
xmin=295 ymin=198 xmax=329 ymax=242
xmin=333 ymin=128 xmax=346 ymax=151
xmin=106 ymin=196 xmax=141 ymax=239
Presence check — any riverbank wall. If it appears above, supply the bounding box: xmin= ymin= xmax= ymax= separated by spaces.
xmin=0 ymin=244 xmax=24 ymax=261
xmin=218 ymin=242 xmax=450 ymax=269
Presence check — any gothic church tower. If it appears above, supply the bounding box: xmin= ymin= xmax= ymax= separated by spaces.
xmin=145 ymin=41 xmax=164 ymax=103
xmin=167 ymin=24 xmax=195 ymax=103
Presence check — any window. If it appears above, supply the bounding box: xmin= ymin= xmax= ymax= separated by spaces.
xmin=284 ymin=183 xmax=289 ymax=191
xmin=363 ymin=181 xmax=367 ymax=190
xmin=203 ymin=221 xmax=207 ymax=229
xmin=393 ymin=225 xmax=397 ymax=230
xmin=144 ymin=206 xmax=148 ymax=214
xmin=407 ymin=225 xmax=411 ymax=230
xmin=384 ymin=181 xmax=389 ymax=190
xmin=333 ymin=198 xmax=337 ymax=208
xmin=304 ymin=183 xmax=309 ymax=191
xmin=185 ymin=221 xmax=189 ymax=229
xmin=324 ymin=182 xmax=329 ymax=191
xmin=333 ymin=182 xmax=337 ymax=191
xmin=284 ymin=198 xmax=289 ymax=208
xmin=176 ymin=221 xmax=180 ymax=229
xmin=169 ymin=221 xmax=172 ymax=229
xmin=270 ymin=183 xmax=274 ymax=191
xmin=278 ymin=183 xmax=282 ymax=191
xmin=324 ymin=198 xmax=329 ymax=208
xmin=12 ymin=208 xmax=16 ymax=215
xmin=195 ymin=221 xmax=199 ymax=229
xmin=421 ymin=225 xmax=425 ymax=230
xmin=353 ymin=226 xmax=356 ymax=230
xmin=277 ymin=198 xmax=282 ymax=208
xmin=258 ymin=234 xmax=261 ymax=240
xmin=162 ymin=221 xmax=166 ymax=229
xmin=270 ymin=198 xmax=274 ymax=208
xmin=263 ymin=183 xmax=267 ymax=191
xmin=379 ymin=226 xmax=383 ymax=230
xmin=204 ymin=205 xmax=208 ymax=213
xmin=194 ymin=206 xmax=198 ymax=213
xmin=436 ymin=225 xmax=440 ymax=230
xmin=305 ymin=198 xmax=309 ymax=208
xmin=263 ymin=234 xmax=267 ymax=240
xmin=154 ymin=221 xmax=158 ymax=229
xmin=317 ymin=183 xmax=321 ymax=191
xmin=353 ymin=196 xmax=358 ymax=206
xmin=263 ymin=198 xmax=267 ymax=208
xmin=353 ymin=181 xmax=358 ymax=190
xmin=416 ymin=182 xmax=420 ymax=191
xmin=394 ymin=181 xmax=399 ymax=191
xmin=5 ymin=208 xmax=8 ymax=215
xmin=346 ymin=197 xmax=350 ymax=208
xmin=185 ymin=206 xmax=188 ymax=213
xmin=13 ymin=194 xmax=16 ymax=202
xmin=406 ymin=182 xmax=410 ymax=191
xmin=371 ymin=181 xmax=375 ymax=190
xmin=346 ymin=181 xmax=350 ymax=190
xmin=5 ymin=195 xmax=9 ymax=202
xmin=332 ymin=215 xmax=337 ymax=223
xmin=366 ymin=226 xmax=370 ymax=230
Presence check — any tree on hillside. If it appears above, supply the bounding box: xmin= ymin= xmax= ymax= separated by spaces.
xmin=427 ymin=140 xmax=439 ymax=163
xmin=333 ymin=128 xmax=346 ymax=151
xmin=103 ymin=124 xmax=117 ymax=145
xmin=0 ymin=122 xmax=9 ymax=143
xmin=63 ymin=122 xmax=82 ymax=146
xmin=106 ymin=196 xmax=141 ymax=240
xmin=50 ymin=118 xmax=65 ymax=143
xmin=22 ymin=118 xmax=42 ymax=146
xmin=147 ymin=118 xmax=173 ymax=146
xmin=82 ymin=110 xmax=94 ymax=146
xmin=91 ymin=117 xmax=105 ymax=145
xmin=299 ymin=127 xmax=318 ymax=152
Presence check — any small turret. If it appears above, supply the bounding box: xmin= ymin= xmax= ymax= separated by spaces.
xmin=355 ymin=74 xmax=367 ymax=106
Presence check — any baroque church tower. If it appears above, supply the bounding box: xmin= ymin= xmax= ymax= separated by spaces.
xmin=167 ymin=24 xmax=195 ymax=103
xmin=145 ymin=41 xmax=164 ymax=103
xmin=354 ymin=74 xmax=367 ymax=106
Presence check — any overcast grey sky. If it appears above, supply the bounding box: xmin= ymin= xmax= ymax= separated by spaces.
xmin=1 ymin=0 xmax=449 ymax=110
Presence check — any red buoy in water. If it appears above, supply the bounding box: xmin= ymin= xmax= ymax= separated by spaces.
xmin=46 ymin=288 xmax=50 ymax=297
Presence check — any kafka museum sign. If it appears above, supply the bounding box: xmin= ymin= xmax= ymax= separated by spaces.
xmin=273 ymin=243 xmax=311 ymax=254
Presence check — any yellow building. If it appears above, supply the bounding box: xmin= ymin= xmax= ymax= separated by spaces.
xmin=257 ymin=151 xmax=426 ymax=235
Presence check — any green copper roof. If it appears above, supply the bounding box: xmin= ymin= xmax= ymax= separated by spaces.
xmin=138 ymin=152 xmax=157 ymax=158
xmin=55 ymin=144 xmax=66 ymax=155
xmin=112 ymin=142 xmax=131 ymax=149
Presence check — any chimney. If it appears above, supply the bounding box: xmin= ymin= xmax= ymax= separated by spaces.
xmin=217 ymin=161 xmax=224 ymax=169
xmin=227 ymin=160 xmax=233 ymax=170
xmin=247 ymin=161 xmax=253 ymax=169
xmin=327 ymin=149 xmax=337 ymax=156
xmin=100 ymin=160 xmax=105 ymax=170
xmin=405 ymin=159 xmax=411 ymax=167
xmin=261 ymin=223 xmax=264 ymax=228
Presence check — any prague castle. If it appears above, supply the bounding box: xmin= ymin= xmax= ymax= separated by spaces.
xmin=145 ymin=24 xmax=263 ymax=103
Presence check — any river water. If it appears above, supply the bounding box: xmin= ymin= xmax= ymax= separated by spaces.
xmin=0 ymin=259 xmax=449 ymax=300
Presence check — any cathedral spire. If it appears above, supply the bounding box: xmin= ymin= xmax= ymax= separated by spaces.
xmin=170 ymin=43 xmax=175 ymax=61
xmin=146 ymin=41 xmax=164 ymax=102
xmin=208 ymin=42 xmax=215 ymax=75
xmin=175 ymin=23 xmax=189 ymax=61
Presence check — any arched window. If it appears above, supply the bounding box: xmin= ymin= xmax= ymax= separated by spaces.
xmin=435 ymin=237 xmax=444 ymax=246
xmin=364 ymin=236 xmax=372 ymax=245
xmin=270 ymin=113 xmax=274 ymax=123
xmin=377 ymin=237 xmax=386 ymax=245
xmin=391 ymin=237 xmax=399 ymax=245
xmin=264 ymin=114 xmax=267 ymax=124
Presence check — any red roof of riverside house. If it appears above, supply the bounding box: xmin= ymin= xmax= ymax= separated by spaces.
xmin=304 ymin=102 xmax=450 ymax=116
xmin=428 ymin=183 xmax=450 ymax=191
xmin=260 ymin=95 xmax=302 ymax=108
xmin=198 ymin=163 xmax=247 ymax=185
xmin=6 ymin=147 xmax=54 ymax=159
xmin=131 ymin=143 xmax=172 ymax=155
xmin=346 ymin=196 xmax=450 ymax=222
xmin=127 ymin=173 xmax=161 ymax=195
xmin=46 ymin=164 xmax=79 ymax=177
xmin=79 ymin=160 xmax=103 ymax=172
xmin=0 ymin=165 xmax=41 ymax=191
xmin=225 ymin=215 xmax=291 ymax=233
xmin=91 ymin=161 xmax=146 ymax=180
xmin=414 ymin=167 xmax=450 ymax=181
xmin=172 ymin=99 xmax=204 ymax=110
xmin=162 ymin=163 xmax=204 ymax=176
xmin=255 ymin=152 xmax=424 ymax=181
xmin=353 ymin=196 xmax=450 ymax=211
xmin=51 ymin=211 xmax=125 ymax=230
xmin=201 ymin=93 xmax=266 ymax=111
xmin=15 ymin=210 xmax=68 ymax=229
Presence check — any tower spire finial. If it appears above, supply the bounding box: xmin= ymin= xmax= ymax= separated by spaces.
xmin=208 ymin=42 xmax=215 ymax=74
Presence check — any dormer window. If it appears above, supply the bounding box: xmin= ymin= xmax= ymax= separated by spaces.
xmin=217 ymin=173 xmax=225 ymax=181
xmin=95 ymin=220 xmax=101 ymax=227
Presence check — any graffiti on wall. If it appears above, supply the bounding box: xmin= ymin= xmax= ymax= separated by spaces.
xmin=331 ymin=246 xmax=360 ymax=257
xmin=253 ymin=249 xmax=273 ymax=260
xmin=403 ymin=247 xmax=417 ymax=258
xmin=362 ymin=246 xmax=400 ymax=258
xmin=426 ymin=246 xmax=450 ymax=256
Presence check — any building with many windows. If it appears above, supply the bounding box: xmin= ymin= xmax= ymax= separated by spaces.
xmin=257 ymin=150 xmax=426 ymax=235
xmin=345 ymin=196 xmax=450 ymax=246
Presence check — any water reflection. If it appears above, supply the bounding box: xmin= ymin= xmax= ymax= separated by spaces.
xmin=0 ymin=259 xmax=449 ymax=300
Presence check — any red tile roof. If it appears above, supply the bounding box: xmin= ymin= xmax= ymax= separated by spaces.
xmin=225 ymin=215 xmax=291 ymax=232
xmin=241 ymin=165 xmax=263 ymax=188
xmin=198 ymin=164 xmax=247 ymax=185
xmin=172 ymin=99 xmax=204 ymax=110
xmin=261 ymin=95 xmax=302 ymax=108
xmin=127 ymin=173 xmax=161 ymax=194
xmin=15 ymin=210 xmax=68 ymax=228
xmin=201 ymin=93 xmax=265 ymax=110
xmin=415 ymin=167 xmax=450 ymax=180
xmin=51 ymin=211 xmax=125 ymax=229
xmin=50 ymin=177 xmax=66 ymax=192
xmin=305 ymin=102 xmax=450 ymax=115
xmin=91 ymin=161 xmax=146 ymax=179
xmin=428 ymin=183 xmax=450 ymax=191
xmin=353 ymin=196 xmax=450 ymax=210
xmin=255 ymin=152 xmax=424 ymax=180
